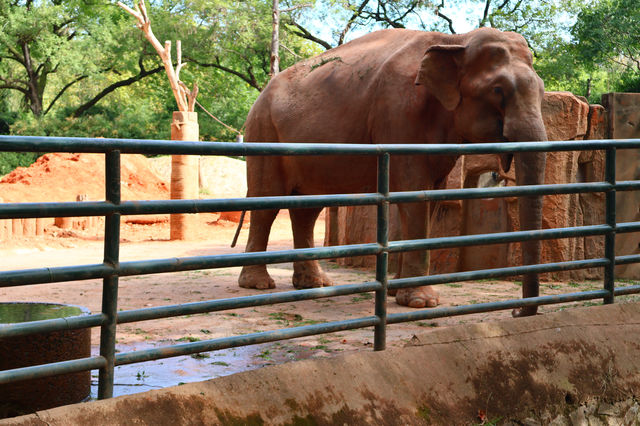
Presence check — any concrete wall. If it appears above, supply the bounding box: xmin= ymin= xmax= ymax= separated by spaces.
xmin=5 ymin=303 xmax=640 ymax=425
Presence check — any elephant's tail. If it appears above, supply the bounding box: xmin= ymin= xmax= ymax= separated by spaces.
xmin=230 ymin=210 xmax=246 ymax=248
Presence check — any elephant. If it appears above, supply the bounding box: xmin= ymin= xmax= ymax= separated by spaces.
xmin=238 ymin=27 xmax=547 ymax=316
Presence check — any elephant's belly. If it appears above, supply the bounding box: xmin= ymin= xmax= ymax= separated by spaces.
xmin=283 ymin=155 xmax=378 ymax=195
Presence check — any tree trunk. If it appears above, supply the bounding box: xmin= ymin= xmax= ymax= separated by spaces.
xmin=270 ymin=0 xmax=280 ymax=77
xmin=170 ymin=111 xmax=200 ymax=240
xmin=22 ymin=42 xmax=43 ymax=116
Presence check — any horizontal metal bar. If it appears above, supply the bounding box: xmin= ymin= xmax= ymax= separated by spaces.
xmin=615 ymin=222 xmax=640 ymax=234
xmin=388 ymin=225 xmax=610 ymax=253
xmin=614 ymin=180 xmax=640 ymax=191
xmin=0 ymin=356 xmax=106 ymax=385
xmin=390 ymin=182 xmax=611 ymax=203
xmin=0 ymin=313 xmax=105 ymax=338
xmin=387 ymin=290 xmax=609 ymax=324
xmin=614 ymin=285 xmax=640 ymax=296
xmin=0 ymin=263 xmax=113 ymax=287
xmin=1 ymin=181 xmax=629 ymax=220
xmin=1 ymin=136 xmax=639 ymax=156
xmin=115 ymin=316 xmax=380 ymax=365
xmin=116 ymin=244 xmax=382 ymax=277
xmin=117 ymin=282 xmax=382 ymax=324
xmin=389 ymin=258 xmax=609 ymax=289
xmin=0 ymin=181 xmax=612 ymax=220
xmin=0 ymin=193 xmax=383 ymax=219
xmin=0 ymin=244 xmax=380 ymax=287
xmin=615 ymin=254 xmax=640 ymax=265
xmin=0 ymin=137 xmax=377 ymax=155
xmin=0 ymin=201 xmax=113 ymax=219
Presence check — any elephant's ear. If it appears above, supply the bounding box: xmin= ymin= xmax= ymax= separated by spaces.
xmin=415 ymin=45 xmax=465 ymax=111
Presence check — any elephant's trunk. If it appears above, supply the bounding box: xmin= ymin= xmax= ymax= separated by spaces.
xmin=508 ymin=116 xmax=547 ymax=317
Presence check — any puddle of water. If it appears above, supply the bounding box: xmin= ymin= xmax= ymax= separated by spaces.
xmin=89 ymin=338 xmax=342 ymax=398
xmin=90 ymin=342 xmax=269 ymax=398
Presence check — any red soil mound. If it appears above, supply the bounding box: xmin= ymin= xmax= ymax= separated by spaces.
xmin=0 ymin=153 xmax=169 ymax=203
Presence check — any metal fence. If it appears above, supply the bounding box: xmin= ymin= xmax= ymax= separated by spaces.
xmin=1 ymin=135 xmax=640 ymax=400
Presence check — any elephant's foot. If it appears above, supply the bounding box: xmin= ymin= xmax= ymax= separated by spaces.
xmin=512 ymin=306 xmax=538 ymax=317
xmin=238 ymin=266 xmax=276 ymax=290
xmin=292 ymin=267 xmax=333 ymax=289
xmin=395 ymin=286 xmax=439 ymax=308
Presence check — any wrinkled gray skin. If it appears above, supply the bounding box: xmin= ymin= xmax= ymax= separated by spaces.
xmin=238 ymin=27 xmax=546 ymax=316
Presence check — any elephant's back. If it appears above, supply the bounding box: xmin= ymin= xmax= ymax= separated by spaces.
xmin=246 ymin=29 xmax=450 ymax=144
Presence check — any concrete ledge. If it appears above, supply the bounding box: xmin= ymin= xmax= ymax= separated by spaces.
xmin=4 ymin=303 xmax=640 ymax=425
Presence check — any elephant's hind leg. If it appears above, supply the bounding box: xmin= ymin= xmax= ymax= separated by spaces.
xmin=239 ymin=208 xmax=279 ymax=289
xmin=290 ymin=207 xmax=333 ymax=289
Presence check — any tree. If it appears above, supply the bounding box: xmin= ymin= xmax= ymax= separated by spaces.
xmin=530 ymin=0 xmax=640 ymax=102
xmin=288 ymin=0 xmax=432 ymax=49
xmin=181 ymin=0 xmax=316 ymax=92
xmin=0 ymin=0 xmax=97 ymax=116
xmin=572 ymin=0 xmax=640 ymax=73
xmin=0 ymin=0 xmax=172 ymax=118
xmin=288 ymin=0 xmax=566 ymax=52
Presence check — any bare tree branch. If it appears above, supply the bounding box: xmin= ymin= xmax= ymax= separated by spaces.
xmin=284 ymin=18 xmax=333 ymax=50
xmin=280 ymin=3 xmax=312 ymax=13
xmin=339 ymin=0 xmax=370 ymax=46
xmin=0 ymin=73 xmax=28 ymax=87
xmin=72 ymin=65 xmax=164 ymax=117
xmin=479 ymin=0 xmax=491 ymax=27
xmin=496 ymin=0 xmax=510 ymax=10
xmin=189 ymin=57 xmax=263 ymax=91
xmin=280 ymin=42 xmax=301 ymax=58
xmin=44 ymin=74 xmax=88 ymax=115
xmin=118 ymin=0 xmax=197 ymax=112
xmin=0 ymin=83 xmax=29 ymax=95
xmin=435 ymin=1 xmax=456 ymax=34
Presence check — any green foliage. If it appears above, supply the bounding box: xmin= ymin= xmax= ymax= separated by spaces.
xmin=2 ymin=0 xmax=311 ymax=144
xmin=0 ymin=152 xmax=42 ymax=176
xmin=572 ymin=0 xmax=640 ymax=72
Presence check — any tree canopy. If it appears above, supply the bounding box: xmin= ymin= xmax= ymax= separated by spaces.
xmin=0 ymin=0 xmax=638 ymax=146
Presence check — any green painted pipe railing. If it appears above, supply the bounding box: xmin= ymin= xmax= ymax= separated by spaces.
xmin=1 ymin=135 xmax=639 ymax=400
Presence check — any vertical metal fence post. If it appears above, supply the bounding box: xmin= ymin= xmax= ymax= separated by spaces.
xmin=374 ymin=153 xmax=390 ymax=351
xmin=98 ymin=150 xmax=121 ymax=399
xmin=604 ymin=147 xmax=616 ymax=304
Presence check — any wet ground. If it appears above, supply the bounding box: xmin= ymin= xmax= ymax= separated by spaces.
xmin=90 ymin=343 xmax=268 ymax=397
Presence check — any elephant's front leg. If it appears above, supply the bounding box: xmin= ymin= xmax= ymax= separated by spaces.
xmin=394 ymin=201 xmax=440 ymax=308
xmin=239 ymin=209 xmax=279 ymax=289
xmin=290 ymin=207 xmax=333 ymax=289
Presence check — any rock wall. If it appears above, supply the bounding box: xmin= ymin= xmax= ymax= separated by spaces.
xmin=325 ymin=91 xmax=608 ymax=280
xmin=602 ymin=93 xmax=640 ymax=278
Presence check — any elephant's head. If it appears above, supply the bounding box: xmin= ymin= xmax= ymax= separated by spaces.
xmin=415 ymin=28 xmax=547 ymax=316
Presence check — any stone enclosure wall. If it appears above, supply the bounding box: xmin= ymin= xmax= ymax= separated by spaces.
xmin=325 ymin=92 xmax=640 ymax=280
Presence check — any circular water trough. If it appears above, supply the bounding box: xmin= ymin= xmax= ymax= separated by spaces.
xmin=0 ymin=302 xmax=91 ymax=419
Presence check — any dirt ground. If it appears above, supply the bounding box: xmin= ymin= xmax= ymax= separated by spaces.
xmin=1 ymin=153 xmax=637 ymax=388
xmin=0 ymin=211 xmax=628 ymax=365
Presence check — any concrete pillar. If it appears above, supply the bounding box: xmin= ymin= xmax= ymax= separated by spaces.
xmin=170 ymin=111 xmax=199 ymax=240
xmin=36 ymin=218 xmax=46 ymax=236
xmin=23 ymin=219 xmax=36 ymax=237
xmin=12 ymin=219 xmax=23 ymax=237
